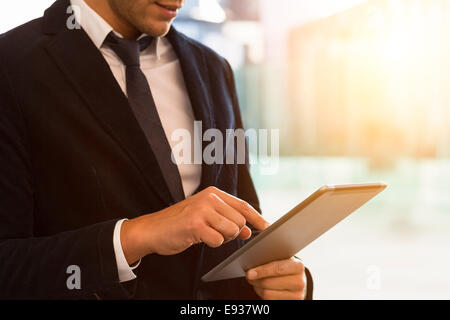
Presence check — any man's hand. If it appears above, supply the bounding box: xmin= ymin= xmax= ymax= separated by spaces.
xmin=246 ymin=257 xmax=307 ymax=300
xmin=120 ymin=186 xmax=269 ymax=264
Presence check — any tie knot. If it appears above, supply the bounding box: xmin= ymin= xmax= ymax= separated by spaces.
xmin=104 ymin=32 xmax=153 ymax=67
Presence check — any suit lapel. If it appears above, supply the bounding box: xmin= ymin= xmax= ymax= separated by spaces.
xmin=167 ymin=28 xmax=218 ymax=190
xmin=43 ymin=0 xmax=173 ymax=205
xmin=42 ymin=0 xmax=218 ymax=205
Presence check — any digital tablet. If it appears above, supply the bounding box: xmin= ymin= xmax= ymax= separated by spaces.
xmin=201 ymin=183 xmax=387 ymax=282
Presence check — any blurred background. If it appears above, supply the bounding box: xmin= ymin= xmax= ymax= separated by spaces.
xmin=1 ymin=0 xmax=449 ymax=299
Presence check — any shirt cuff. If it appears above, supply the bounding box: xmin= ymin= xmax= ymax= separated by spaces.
xmin=113 ymin=219 xmax=141 ymax=283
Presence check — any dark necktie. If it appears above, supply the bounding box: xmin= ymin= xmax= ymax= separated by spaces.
xmin=104 ymin=32 xmax=185 ymax=203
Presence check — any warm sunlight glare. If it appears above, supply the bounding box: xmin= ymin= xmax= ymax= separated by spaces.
xmin=289 ymin=0 xmax=450 ymax=161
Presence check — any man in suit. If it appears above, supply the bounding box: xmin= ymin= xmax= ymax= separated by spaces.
xmin=0 ymin=0 xmax=312 ymax=299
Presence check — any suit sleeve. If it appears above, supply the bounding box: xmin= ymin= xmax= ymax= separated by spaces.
xmin=224 ymin=59 xmax=314 ymax=300
xmin=0 ymin=60 xmax=131 ymax=299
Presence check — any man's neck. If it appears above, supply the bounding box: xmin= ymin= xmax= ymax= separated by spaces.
xmin=84 ymin=0 xmax=141 ymax=39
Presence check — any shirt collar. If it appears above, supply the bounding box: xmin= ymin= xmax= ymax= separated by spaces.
xmin=70 ymin=0 xmax=162 ymax=60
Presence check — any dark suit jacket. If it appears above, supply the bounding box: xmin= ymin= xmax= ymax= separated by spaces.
xmin=0 ymin=0 xmax=312 ymax=299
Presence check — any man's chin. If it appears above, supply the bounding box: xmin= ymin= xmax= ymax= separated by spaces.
xmin=143 ymin=21 xmax=174 ymax=37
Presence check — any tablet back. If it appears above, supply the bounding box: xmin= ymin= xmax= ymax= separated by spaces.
xmin=201 ymin=183 xmax=387 ymax=282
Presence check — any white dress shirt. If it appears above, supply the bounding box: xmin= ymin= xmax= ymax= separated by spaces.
xmin=70 ymin=0 xmax=202 ymax=282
